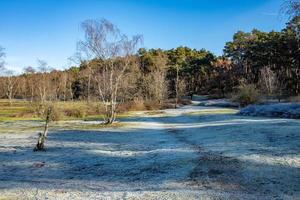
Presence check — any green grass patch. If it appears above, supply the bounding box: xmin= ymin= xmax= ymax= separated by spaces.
xmin=0 ymin=197 xmax=17 ymax=200
xmin=0 ymin=120 xmax=128 ymax=134
xmin=186 ymin=108 xmax=238 ymax=116
xmin=83 ymin=112 xmax=136 ymax=121
xmin=0 ymin=116 xmax=39 ymax=121
xmin=0 ymin=100 xmax=35 ymax=121
xmin=0 ymin=100 xmax=138 ymax=122
xmin=49 ymin=121 xmax=128 ymax=130
xmin=145 ymin=111 xmax=166 ymax=115
xmin=76 ymin=122 xmax=127 ymax=130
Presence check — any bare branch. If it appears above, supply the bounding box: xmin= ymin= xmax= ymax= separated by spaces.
xmin=281 ymin=0 xmax=300 ymax=18
xmin=78 ymin=19 xmax=142 ymax=124
xmin=0 ymin=46 xmax=6 ymax=73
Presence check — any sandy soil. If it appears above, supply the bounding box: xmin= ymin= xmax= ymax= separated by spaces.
xmin=0 ymin=103 xmax=299 ymax=199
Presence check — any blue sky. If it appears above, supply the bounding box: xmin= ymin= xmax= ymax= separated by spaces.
xmin=0 ymin=0 xmax=288 ymax=72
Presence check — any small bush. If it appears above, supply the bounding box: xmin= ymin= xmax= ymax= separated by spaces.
xmin=232 ymin=84 xmax=261 ymax=107
xmin=130 ymin=100 xmax=146 ymax=111
xmin=84 ymin=102 xmax=104 ymax=115
xmin=49 ymin=105 xmax=62 ymax=121
xmin=118 ymin=101 xmax=146 ymax=112
xmin=32 ymin=103 xmax=62 ymax=121
xmin=144 ymin=101 xmax=161 ymax=110
xmin=64 ymin=108 xmax=86 ymax=118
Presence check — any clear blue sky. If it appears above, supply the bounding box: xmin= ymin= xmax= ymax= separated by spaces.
xmin=0 ymin=0 xmax=288 ymax=72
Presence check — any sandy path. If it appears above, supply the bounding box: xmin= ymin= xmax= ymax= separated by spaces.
xmin=0 ymin=104 xmax=299 ymax=199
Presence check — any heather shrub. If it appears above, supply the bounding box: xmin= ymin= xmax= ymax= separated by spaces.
xmin=232 ymin=84 xmax=261 ymax=107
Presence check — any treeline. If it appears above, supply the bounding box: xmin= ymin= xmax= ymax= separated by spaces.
xmin=224 ymin=16 xmax=300 ymax=97
xmin=0 ymin=16 xmax=299 ymax=105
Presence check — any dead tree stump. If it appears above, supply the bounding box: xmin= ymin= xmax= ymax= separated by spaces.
xmin=34 ymin=106 xmax=52 ymax=151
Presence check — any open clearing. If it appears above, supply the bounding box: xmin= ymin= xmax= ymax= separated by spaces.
xmin=0 ymin=103 xmax=299 ymax=199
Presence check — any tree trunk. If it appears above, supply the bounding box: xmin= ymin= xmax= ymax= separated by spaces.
xmin=8 ymin=94 xmax=12 ymax=106
xmin=175 ymin=65 xmax=179 ymax=109
xmin=34 ymin=106 xmax=52 ymax=151
xmin=105 ymin=100 xmax=116 ymax=124
xmin=87 ymin=73 xmax=91 ymax=102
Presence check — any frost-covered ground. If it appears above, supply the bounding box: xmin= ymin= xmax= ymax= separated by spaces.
xmin=239 ymin=103 xmax=300 ymax=119
xmin=0 ymin=102 xmax=299 ymax=199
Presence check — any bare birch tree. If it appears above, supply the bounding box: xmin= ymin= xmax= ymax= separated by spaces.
xmin=175 ymin=64 xmax=179 ymax=108
xmin=58 ymin=71 xmax=68 ymax=101
xmin=23 ymin=66 xmax=36 ymax=102
xmin=36 ymin=59 xmax=52 ymax=102
xmin=78 ymin=19 xmax=142 ymax=124
xmin=33 ymin=60 xmax=54 ymax=151
xmin=3 ymin=70 xmax=17 ymax=105
xmin=259 ymin=66 xmax=277 ymax=96
xmin=0 ymin=46 xmax=4 ymax=72
xmin=0 ymin=46 xmax=5 ymax=98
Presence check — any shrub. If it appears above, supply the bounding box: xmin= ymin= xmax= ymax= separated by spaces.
xmin=232 ymin=84 xmax=261 ymax=107
xmin=49 ymin=105 xmax=62 ymax=121
xmin=117 ymin=100 xmax=165 ymax=112
xmin=118 ymin=100 xmax=146 ymax=112
xmin=144 ymin=100 xmax=161 ymax=110
xmin=16 ymin=109 xmax=35 ymax=118
xmin=31 ymin=103 xmax=62 ymax=121
xmin=64 ymin=108 xmax=86 ymax=118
